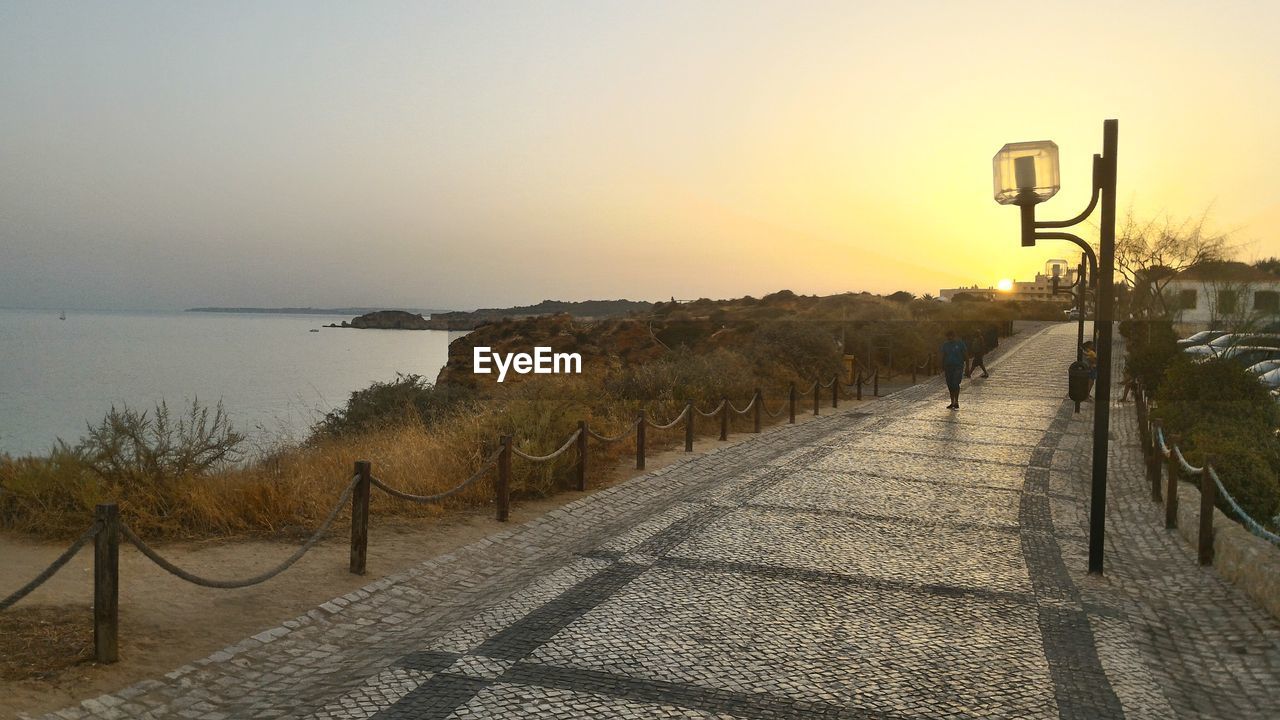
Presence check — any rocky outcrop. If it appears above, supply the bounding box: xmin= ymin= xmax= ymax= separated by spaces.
xmin=327 ymin=310 xmax=432 ymax=330
xmin=423 ymin=299 xmax=653 ymax=330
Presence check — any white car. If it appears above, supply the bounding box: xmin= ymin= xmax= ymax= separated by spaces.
xmin=1246 ymin=359 xmax=1280 ymax=376
xmin=1184 ymin=333 xmax=1280 ymax=359
xmin=1260 ymin=369 xmax=1280 ymax=390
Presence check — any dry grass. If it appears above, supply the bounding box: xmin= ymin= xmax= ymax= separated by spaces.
xmin=1 ymin=370 xmax=792 ymax=541
xmin=0 ymin=606 xmax=94 ymax=681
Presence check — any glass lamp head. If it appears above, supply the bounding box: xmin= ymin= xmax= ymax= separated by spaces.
xmin=993 ymin=141 xmax=1060 ymax=205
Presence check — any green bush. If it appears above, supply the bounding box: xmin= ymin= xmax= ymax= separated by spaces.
xmin=1155 ymin=359 xmax=1280 ymax=523
xmin=1121 ymin=319 xmax=1180 ymax=394
xmin=312 ymin=373 xmax=475 ymax=439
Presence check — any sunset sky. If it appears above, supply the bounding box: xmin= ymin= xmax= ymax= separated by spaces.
xmin=1 ymin=1 xmax=1277 ymax=310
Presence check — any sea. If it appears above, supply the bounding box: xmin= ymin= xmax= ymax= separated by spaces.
xmin=0 ymin=308 xmax=456 ymax=458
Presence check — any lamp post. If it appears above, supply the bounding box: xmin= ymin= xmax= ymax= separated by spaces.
xmin=993 ymin=119 xmax=1118 ymax=575
xmin=1051 ymin=254 xmax=1090 ymax=366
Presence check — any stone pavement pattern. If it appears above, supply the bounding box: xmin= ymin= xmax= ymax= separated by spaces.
xmin=38 ymin=324 xmax=1280 ymax=719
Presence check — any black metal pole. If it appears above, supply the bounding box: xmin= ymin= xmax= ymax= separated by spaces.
xmin=1088 ymin=119 xmax=1119 ymax=575
xmin=1077 ymin=256 xmax=1086 ymax=364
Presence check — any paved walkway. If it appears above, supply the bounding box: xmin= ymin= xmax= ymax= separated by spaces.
xmin=38 ymin=324 xmax=1280 ymax=719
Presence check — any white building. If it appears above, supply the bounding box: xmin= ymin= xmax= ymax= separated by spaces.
xmin=940 ymin=260 xmax=1079 ymax=303
xmin=1163 ymin=262 xmax=1280 ymax=329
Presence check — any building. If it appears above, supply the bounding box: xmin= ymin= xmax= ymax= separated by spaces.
xmin=1163 ymin=262 xmax=1280 ymax=329
xmin=940 ymin=260 xmax=1079 ymax=303
xmin=938 ymin=285 xmax=995 ymax=302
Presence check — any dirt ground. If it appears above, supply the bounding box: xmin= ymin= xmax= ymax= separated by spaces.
xmin=0 ymin=392 xmax=901 ymax=720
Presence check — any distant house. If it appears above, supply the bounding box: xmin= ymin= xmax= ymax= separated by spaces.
xmin=940 ymin=260 xmax=1079 ymax=303
xmin=1164 ymin=262 xmax=1280 ymax=329
xmin=938 ymin=285 xmax=995 ymax=302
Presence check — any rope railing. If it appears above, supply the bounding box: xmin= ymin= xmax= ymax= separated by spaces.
xmin=644 ymin=405 xmax=690 ymax=430
xmin=695 ymin=400 xmax=727 ymax=418
xmin=1172 ymin=445 xmax=1202 ymax=476
xmin=371 ymin=448 xmax=502 ymax=503
xmin=728 ymin=395 xmax=756 ymax=415
xmin=0 ymin=521 xmax=101 ymax=612
xmin=121 ymin=474 xmax=360 ymax=590
xmin=1144 ymin=397 xmax=1280 ymax=559
xmin=1208 ymin=466 xmax=1280 ymax=546
xmin=512 ymin=430 xmax=582 ymax=463
xmin=587 ymin=420 xmax=639 ymax=442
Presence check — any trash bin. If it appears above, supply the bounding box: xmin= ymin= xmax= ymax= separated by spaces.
xmin=1068 ymin=361 xmax=1091 ymax=402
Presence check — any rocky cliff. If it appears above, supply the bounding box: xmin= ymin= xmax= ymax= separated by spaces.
xmin=328 ymin=310 xmax=432 ymax=330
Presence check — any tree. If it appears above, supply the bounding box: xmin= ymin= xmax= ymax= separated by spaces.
xmin=885 ymin=291 xmax=914 ymax=303
xmin=1254 ymin=257 xmax=1280 ymax=277
xmin=1115 ymin=206 xmax=1233 ymax=317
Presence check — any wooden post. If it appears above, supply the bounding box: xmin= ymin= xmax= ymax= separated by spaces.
xmin=576 ymin=420 xmax=587 ymax=490
xmin=856 ymin=373 xmax=863 ymax=401
xmin=831 ymin=377 xmax=838 ymax=408
xmin=753 ymin=389 xmax=762 ymax=433
xmin=1148 ymin=419 xmax=1163 ymax=502
xmin=497 ymin=435 xmax=512 ymax=522
xmin=350 ymin=460 xmax=371 ymax=575
xmin=684 ymin=404 xmax=694 ymax=451
xmin=1165 ymin=434 xmax=1180 ymax=529
xmin=1134 ymin=387 xmax=1150 ymax=456
xmin=719 ymin=396 xmax=728 ymax=441
xmin=912 ymin=362 xmax=917 ymax=385
xmin=873 ymin=370 xmax=879 ymax=397
xmin=788 ymin=382 xmax=796 ymax=424
xmin=636 ymin=411 xmax=646 ymax=470
xmin=812 ymin=380 xmax=820 ymax=416
xmin=1199 ymin=456 xmax=1216 ymax=565
xmin=93 ymin=503 xmax=119 ymax=664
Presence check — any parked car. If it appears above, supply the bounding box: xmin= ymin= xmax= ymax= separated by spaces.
xmin=1198 ymin=346 xmax=1280 ymax=368
xmin=1260 ymin=369 xmax=1280 ymax=390
xmin=1244 ymin=359 xmax=1280 ymax=376
xmin=1183 ymin=333 xmax=1280 ymax=359
xmin=1176 ymin=330 xmax=1227 ymax=349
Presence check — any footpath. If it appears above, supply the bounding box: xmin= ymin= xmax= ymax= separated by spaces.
xmin=33 ymin=323 xmax=1280 ymax=719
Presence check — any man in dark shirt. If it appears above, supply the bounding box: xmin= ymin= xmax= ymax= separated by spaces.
xmin=940 ymin=330 xmax=968 ymax=410
xmin=967 ymin=332 xmax=989 ymax=379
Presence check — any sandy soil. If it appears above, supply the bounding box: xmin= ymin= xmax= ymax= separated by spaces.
xmin=0 ymin=393 xmax=899 ymax=720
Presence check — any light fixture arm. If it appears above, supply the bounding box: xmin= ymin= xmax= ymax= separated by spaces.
xmin=1033 ymin=231 xmax=1098 ymax=282
xmin=1034 ymin=155 xmax=1103 ymax=229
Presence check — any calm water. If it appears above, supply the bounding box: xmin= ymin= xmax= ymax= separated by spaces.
xmin=0 ymin=309 xmax=456 ymax=457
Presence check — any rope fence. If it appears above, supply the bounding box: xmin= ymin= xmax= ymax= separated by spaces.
xmin=1 ymin=361 xmax=961 ymax=665
xmin=1135 ymin=382 xmax=1280 ymax=572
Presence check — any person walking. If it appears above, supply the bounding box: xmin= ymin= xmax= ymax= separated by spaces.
xmin=967 ymin=331 xmax=989 ymax=379
xmin=940 ymin=329 xmax=968 ymax=410
xmin=1082 ymin=340 xmax=1098 ymax=396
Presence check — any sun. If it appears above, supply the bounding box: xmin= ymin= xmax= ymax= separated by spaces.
xmin=997 ymin=279 xmax=1014 ymax=292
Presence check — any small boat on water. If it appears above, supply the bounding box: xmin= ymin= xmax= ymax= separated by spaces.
xmin=309 ymin=328 xmax=319 ymax=332
xmin=59 ymin=310 xmax=66 ymax=320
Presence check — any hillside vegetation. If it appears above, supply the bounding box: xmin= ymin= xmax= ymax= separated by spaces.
xmin=2 ymin=290 xmax=1054 ymax=539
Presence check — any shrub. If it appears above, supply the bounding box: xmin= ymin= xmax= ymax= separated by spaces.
xmin=1155 ymin=358 xmax=1280 ymax=523
xmin=78 ymin=400 xmax=245 ymax=486
xmin=311 ymin=373 xmax=475 ymax=439
xmin=1122 ymin=319 xmax=1179 ymax=394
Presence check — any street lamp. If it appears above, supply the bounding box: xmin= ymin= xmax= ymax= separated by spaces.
xmin=1052 ymin=253 xmax=1091 ymax=409
xmin=993 ymin=120 xmax=1119 ymax=575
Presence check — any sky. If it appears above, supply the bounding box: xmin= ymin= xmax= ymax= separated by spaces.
xmin=1 ymin=0 xmax=1277 ymax=311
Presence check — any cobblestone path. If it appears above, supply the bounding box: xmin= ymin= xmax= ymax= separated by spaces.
xmin=39 ymin=325 xmax=1280 ymax=719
